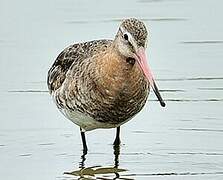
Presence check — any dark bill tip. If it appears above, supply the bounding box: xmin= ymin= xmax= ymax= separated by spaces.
xmin=152 ymin=81 xmax=166 ymax=108
xmin=160 ymin=101 xmax=166 ymax=107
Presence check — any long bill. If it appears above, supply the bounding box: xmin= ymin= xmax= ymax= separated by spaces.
xmin=135 ymin=47 xmax=166 ymax=107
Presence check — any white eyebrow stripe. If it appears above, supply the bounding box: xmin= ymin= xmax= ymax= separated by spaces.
xmin=120 ymin=27 xmax=124 ymax=33
xmin=126 ymin=32 xmax=138 ymax=49
xmin=120 ymin=27 xmax=138 ymax=50
xmin=145 ymin=37 xmax=148 ymax=48
xmin=120 ymin=27 xmax=133 ymax=39
xmin=125 ymin=32 xmax=133 ymax=40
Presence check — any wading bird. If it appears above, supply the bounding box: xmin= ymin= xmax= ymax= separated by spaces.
xmin=47 ymin=18 xmax=165 ymax=151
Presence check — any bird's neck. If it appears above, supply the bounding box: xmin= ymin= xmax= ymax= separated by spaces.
xmin=94 ymin=44 xmax=145 ymax=97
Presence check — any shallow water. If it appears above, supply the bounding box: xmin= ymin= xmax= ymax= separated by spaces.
xmin=1 ymin=0 xmax=223 ymax=179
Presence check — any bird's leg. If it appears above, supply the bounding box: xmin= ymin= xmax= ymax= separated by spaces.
xmin=79 ymin=147 xmax=88 ymax=169
xmin=113 ymin=134 xmax=121 ymax=179
xmin=113 ymin=140 xmax=120 ymax=168
xmin=113 ymin=127 xmax=121 ymax=146
xmin=80 ymin=128 xmax=88 ymax=153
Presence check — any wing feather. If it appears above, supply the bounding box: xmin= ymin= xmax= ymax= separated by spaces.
xmin=47 ymin=40 xmax=112 ymax=94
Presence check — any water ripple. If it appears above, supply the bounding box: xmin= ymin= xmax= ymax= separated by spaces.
xmin=8 ymin=90 xmax=48 ymax=93
xmin=168 ymin=152 xmax=223 ymax=156
xmin=138 ymin=0 xmax=183 ymax=3
xmin=177 ymin=128 xmax=223 ymax=133
xmin=151 ymin=99 xmax=223 ymax=102
xmin=66 ymin=17 xmax=187 ymax=24
xmin=160 ymin=89 xmax=185 ymax=92
xmin=38 ymin=143 xmax=55 ymax=146
xmin=19 ymin=154 xmax=32 ymax=157
xmin=198 ymin=87 xmax=223 ymax=91
xmin=125 ymin=171 xmax=223 ymax=177
xmin=181 ymin=40 xmax=223 ymax=44
xmin=158 ymin=77 xmax=223 ymax=81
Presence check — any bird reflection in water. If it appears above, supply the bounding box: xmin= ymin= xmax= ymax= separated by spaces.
xmin=79 ymin=147 xmax=87 ymax=169
xmin=64 ymin=144 xmax=132 ymax=180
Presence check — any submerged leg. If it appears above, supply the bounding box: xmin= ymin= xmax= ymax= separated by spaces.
xmin=79 ymin=147 xmax=88 ymax=168
xmin=113 ymin=127 xmax=121 ymax=146
xmin=113 ymin=140 xmax=120 ymax=168
xmin=80 ymin=128 xmax=88 ymax=152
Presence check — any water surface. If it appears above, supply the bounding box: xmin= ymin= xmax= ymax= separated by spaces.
xmin=0 ymin=0 xmax=223 ymax=179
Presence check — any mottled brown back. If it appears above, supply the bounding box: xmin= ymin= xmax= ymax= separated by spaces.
xmin=47 ymin=40 xmax=112 ymax=94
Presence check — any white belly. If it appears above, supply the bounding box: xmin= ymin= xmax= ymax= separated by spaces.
xmin=60 ymin=108 xmax=121 ymax=131
xmin=52 ymin=91 xmax=132 ymax=131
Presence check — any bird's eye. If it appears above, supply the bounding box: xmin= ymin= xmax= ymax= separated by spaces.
xmin=123 ymin=33 xmax=128 ymax=41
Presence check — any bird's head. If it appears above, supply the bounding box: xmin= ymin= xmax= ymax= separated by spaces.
xmin=114 ymin=18 xmax=165 ymax=107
